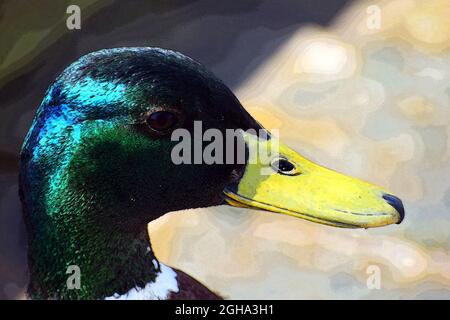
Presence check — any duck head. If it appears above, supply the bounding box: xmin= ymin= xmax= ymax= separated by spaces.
xmin=20 ymin=47 xmax=403 ymax=299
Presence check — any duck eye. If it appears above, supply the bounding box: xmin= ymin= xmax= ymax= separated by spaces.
xmin=271 ymin=157 xmax=299 ymax=175
xmin=146 ymin=111 xmax=177 ymax=132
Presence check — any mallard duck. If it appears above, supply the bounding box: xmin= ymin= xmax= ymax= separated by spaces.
xmin=19 ymin=47 xmax=404 ymax=300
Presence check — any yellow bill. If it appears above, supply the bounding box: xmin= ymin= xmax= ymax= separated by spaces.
xmin=224 ymin=131 xmax=404 ymax=228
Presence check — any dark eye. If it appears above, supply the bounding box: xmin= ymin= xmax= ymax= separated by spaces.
xmin=271 ymin=157 xmax=299 ymax=175
xmin=146 ymin=111 xmax=177 ymax=132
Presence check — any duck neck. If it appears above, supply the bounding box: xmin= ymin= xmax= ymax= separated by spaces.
xmin=26 ymin=207 xmax=162 ymax=299
xmin=24 ymin=171 xmax=165 ymax=299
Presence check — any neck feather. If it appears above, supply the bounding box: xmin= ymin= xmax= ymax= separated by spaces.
xmin=21 ymin=166 xmax=165 ymax=299
xmin=25 ymin=214 xmax=161 ymax=299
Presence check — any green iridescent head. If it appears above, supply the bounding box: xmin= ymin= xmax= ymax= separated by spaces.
xmin=20 ymin=48 xmax=260 ymax=298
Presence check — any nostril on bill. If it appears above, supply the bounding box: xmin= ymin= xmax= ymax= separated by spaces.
xmin=382 ymin=193 xmax=405 ymax=224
